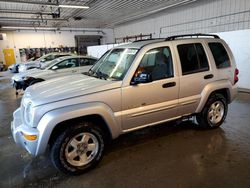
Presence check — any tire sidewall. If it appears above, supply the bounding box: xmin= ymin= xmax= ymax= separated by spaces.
xmin=197 ymin=94 xmax=228 ymax=128
xmin=51 ymin=122 xmax=105 ymax=175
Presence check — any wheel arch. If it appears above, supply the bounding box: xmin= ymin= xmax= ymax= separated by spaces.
xmin=196 ymin=80 xmax=232 ymax=113
xmin=35 ymin=102 xmax=121 ymax=156
xmin=48 ymin=114 xmax=112 ymax=148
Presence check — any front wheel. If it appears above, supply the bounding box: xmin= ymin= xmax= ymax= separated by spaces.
xmin=50 ymin=122 xmax=105 ymax=175
xmin=196 ymin=94 xmax=228 ymax=128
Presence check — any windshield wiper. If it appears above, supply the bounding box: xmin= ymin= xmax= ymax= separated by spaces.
xmin=95 ymin=71 xmax=109 ymax=80
xmin=84 ymin=70 xmax=108 ymax=80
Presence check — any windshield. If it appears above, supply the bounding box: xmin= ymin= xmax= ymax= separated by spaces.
xmin=40 ymin=58 xmax=61 ymax=70
xmin=88 ymin=48 xmax=138 ymax=80
xmin=37 ymin=54 xmax=63 ymax=63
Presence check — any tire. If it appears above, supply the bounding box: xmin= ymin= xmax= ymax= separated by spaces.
xmin=196 ymin=93 xmax=228 ymax=129
xmin=50 ymin=121 xmax=105 ymax=175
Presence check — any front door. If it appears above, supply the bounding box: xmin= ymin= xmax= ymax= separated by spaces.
xmin=121 ymin=46 xmax=179 ymax=131
xmin=52 ymin=58 xmax=80 ymax=77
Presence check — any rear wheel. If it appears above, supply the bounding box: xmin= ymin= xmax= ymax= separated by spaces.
xmin=50 ymin=122 xmax=105 ymax=175
xmin=196 ymin=94 xmax=228 ymax=128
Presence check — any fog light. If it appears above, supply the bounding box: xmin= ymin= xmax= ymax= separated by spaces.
xmin=21 ymin=132 xmax=37 ymax=141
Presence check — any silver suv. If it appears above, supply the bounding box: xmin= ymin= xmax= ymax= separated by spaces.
xmin=11 ymin=34 xmax=238 ymax=175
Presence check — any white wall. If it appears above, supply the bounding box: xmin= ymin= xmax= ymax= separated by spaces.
xmin=0 ymin=28 xmax=114 ymax=63
xmin=114 ymin=0 xmax=250 ymax=38
xmin=87 ymin=43 xmax=129 ymax=58
xmin=217 ymin=30 xmax=250 ymax=89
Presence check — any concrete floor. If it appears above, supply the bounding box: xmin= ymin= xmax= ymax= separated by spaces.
xmin=0 ymin=71 xmax=250 ymax=188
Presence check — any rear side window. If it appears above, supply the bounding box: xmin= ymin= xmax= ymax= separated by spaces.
xmin=178 ymin=43 xmax=209 ymax=75
xmin=79 ymin=58 xmax=96 ymax=66
xmin=208 ymin=43 xmax=230 ymax=68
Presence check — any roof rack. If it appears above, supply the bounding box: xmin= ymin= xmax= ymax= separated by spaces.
xmin=165 ymin=33 xmax=220 ymax=41
xmin=132 ymin=38 xmax=165 ymax=43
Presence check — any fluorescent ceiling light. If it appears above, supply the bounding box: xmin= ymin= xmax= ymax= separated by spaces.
xmin=1 ymin=26 xmax=56 ymax=30
xmin=58 ymin=4 xmax=89 ymax=9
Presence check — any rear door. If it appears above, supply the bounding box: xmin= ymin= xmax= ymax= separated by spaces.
xmin=175 ymin=41 xmax=215 ymax=116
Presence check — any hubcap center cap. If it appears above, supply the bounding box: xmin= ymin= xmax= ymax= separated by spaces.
xmin=77 ymin=143 xmax=88 ymax=153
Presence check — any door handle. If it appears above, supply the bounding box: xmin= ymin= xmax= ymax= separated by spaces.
xmin=162 ymin=82 xmax=176 ymax=88
xmin=204 ymin=74 xmax=214 ymax=79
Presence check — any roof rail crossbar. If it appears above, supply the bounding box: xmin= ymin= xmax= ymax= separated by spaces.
xmin=132 ymin=38 xmax=165 ymax=43
xmin=165 ymin=33 xmax=220 ymax=41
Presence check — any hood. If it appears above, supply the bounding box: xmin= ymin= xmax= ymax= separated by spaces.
xmin=20 ymin=60 xmax=40 ymax=68
xmin=24 ymin=74 xmax=122 ymax=106
xmin=12 ymin=68 xmax=43 ymax=81
xmin=26 ymin=69 xmax=52 ymax=79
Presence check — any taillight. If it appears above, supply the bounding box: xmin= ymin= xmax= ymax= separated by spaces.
xmin=234 ymin=68 xmax=239 ymax=84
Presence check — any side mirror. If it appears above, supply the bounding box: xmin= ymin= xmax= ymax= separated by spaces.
xmin=51 ymin=65 xmax=58 ymax=70
xmin=40 ymin=59 xmax=45 ymax=63
xmin=131 ymin=72 xmax=152 ymax=85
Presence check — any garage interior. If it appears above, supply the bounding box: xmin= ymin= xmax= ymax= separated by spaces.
xmin=0 ymin=0 xmax=250 ymax=187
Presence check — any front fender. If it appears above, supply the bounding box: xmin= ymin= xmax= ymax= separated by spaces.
xmin=35 ymin=102 xmax=121 ymax=156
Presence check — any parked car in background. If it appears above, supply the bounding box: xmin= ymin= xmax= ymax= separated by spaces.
xmin=8 ymin=63 xmax=20 ymax=73
xmin=18 ymin=52 xmax=76 ymax=73
xmin=12 ymin=56 xmax=97 ymax=91
xmin=11 ymin=34 xmax=238 ymax=175
xmin=8 ymin=58 xmax=35 ymax=73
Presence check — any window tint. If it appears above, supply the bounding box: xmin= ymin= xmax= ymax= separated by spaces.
xmin=137 ymin=47 xmax=173 ymax=81
xmin=79 ymin=58 xmax=96 ymax=66
xmin=55 ymin=58 xmax=79 ymax=69
xmin=208 ymin=43 xmax=230 ymax=68
xmin=178 ymin=43 xmax=209 ymax=75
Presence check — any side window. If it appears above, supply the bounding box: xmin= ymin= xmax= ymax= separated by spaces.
xmin=44 ymin=55 xmax=55 ymax=61
xmin=55 ymin=58 xmax=79 ymax=69
xmin=208 ymin=43 xmax=231 ymax=68
xmin=137 ymin=47 xmax=174 ymax=81
xmin=177 ymin=43 xmax=209 ymax=75
xmin=80 ymin=58 xmax=96 ymax=66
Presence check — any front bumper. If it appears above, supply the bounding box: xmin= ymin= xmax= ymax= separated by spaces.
xmin=11 ymin=108 xmax=39 ymax=156
xmin=12 ymin=80 xmax=30 ymax=90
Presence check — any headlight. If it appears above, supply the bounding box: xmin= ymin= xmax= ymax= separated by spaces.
xmin=24 ymin=102 xmax=34 ymax=125
xmin=22 ymin=76 xmax=30 ymax=81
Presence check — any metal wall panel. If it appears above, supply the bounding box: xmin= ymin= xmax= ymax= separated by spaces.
xmin=114 ymin=0 xmax=250 ymax=38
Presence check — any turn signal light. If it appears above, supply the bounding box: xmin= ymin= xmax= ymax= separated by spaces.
xmin=22 ymin=132 xmax=37 ymax=141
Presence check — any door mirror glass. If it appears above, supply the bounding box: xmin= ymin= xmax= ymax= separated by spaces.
xmin=51 ymin=65 xmax=58 ymax=70
xmin=131 ymin=72 xmax=152 ymax=85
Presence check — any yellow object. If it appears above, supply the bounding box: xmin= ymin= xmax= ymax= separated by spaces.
xmin=3 ymin=48 xmax=16 ymax=67
xmin=22 ymin=132 xmax=37 ymax=141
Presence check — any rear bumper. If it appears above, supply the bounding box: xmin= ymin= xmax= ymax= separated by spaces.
xmin=230 ymin=85 xmax=238 ymax=103
xmin=11 ymin=108 xmax=39 ymax=156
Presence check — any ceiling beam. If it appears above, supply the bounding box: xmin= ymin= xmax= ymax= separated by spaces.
xmin=0 ymin=9 xmax=53 ymax=15
xmin=0 ymin=0 xmax=57 ymax=6
xmin=0 ymin=17 xmax=67 ymax=22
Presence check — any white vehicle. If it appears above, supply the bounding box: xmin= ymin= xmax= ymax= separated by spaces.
xmin=18 ymin=52 xmax=75 ymax=73
xmin=12 ymin=56 xmax=97 ymax=91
